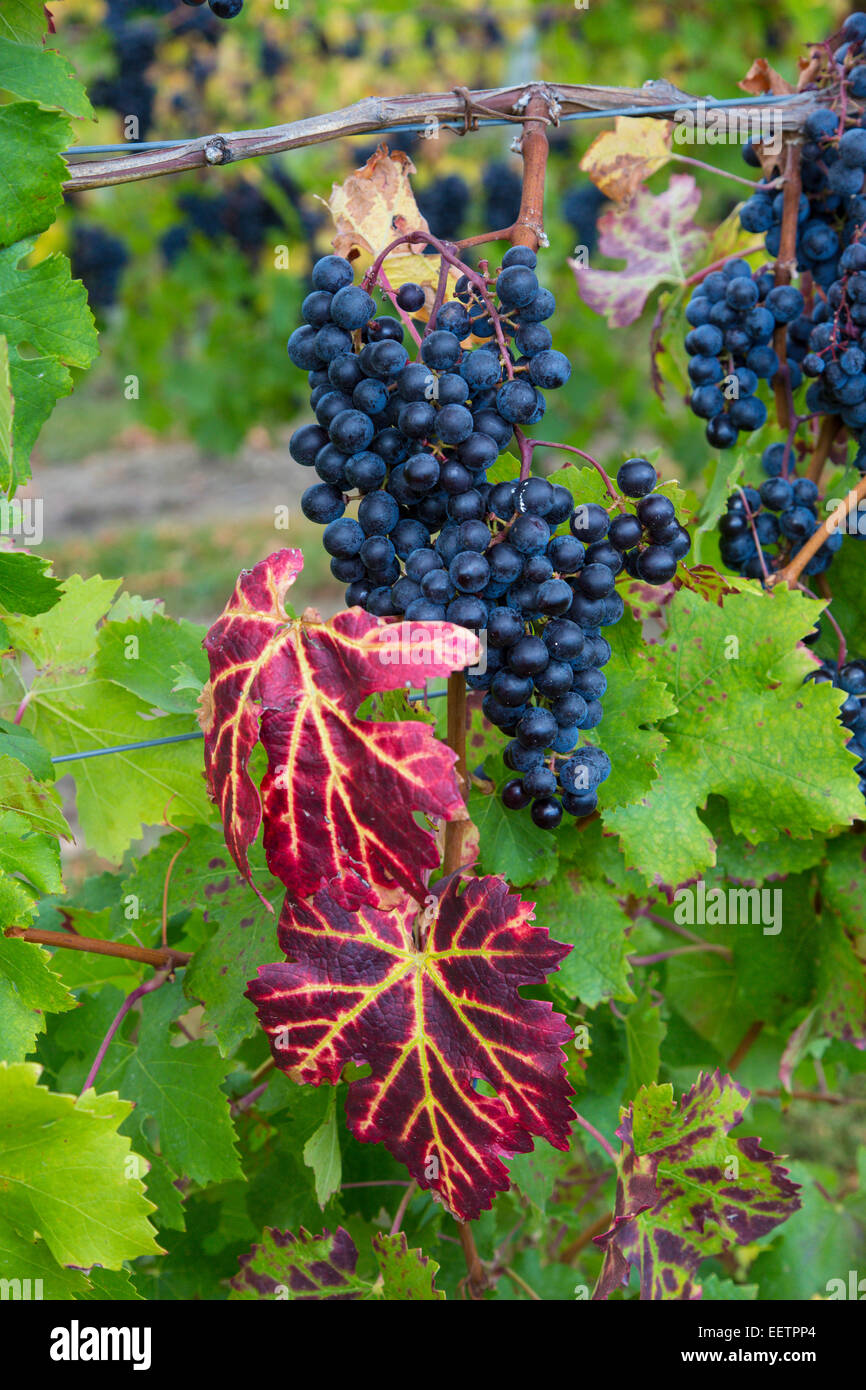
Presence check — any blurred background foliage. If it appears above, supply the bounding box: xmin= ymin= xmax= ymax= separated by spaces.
xmin=36 ymin=0 xmax=847 ymax=616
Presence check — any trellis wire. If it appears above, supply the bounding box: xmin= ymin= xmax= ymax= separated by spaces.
xmin=62 ymin=91 xmax=804 ymax=161
xmin=47 ymin=690 xmax=448 ymax=764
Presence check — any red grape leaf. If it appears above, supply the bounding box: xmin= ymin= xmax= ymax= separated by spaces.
xmin=200 ymin=549 xmax=476 ymax=905
xmin=593 ymin=1072 xmax=801 ymax=1300
xmin=247 ymin=873 xmax=574 ymax=1221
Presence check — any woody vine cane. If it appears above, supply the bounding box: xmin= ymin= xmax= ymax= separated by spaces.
xmin=441 ymin=92 xmax=554 ymax=1295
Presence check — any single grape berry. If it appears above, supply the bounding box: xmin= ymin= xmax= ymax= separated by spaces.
xmin=569 ymin=503 xmax=610 ymax=544
xmin=530 ymin=797 xmax=563 ymax=829
xmin=617 ymin=458 xmax=658 ymax=498
xmin=502 ymin=778 xmax=532 ymax=810
xmin=396 ymin=282 xmax=425 ymax=312
xmin=636 ymin=545 xmax=678 ymax=584
xmin=311 ymin=255 xmax=354 ymax=294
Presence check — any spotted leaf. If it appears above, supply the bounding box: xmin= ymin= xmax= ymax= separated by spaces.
xmin=247 ymin=873 xmax=574 ymax=1221
xmin=594 ymin=1071 xmax=801 ymax=1300
xmin=201 ymin=549 xmax=476 ymax=905
xmin=230 ymin=1225 xmax=443 ymax=1301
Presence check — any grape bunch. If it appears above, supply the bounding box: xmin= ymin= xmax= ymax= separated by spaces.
xmin=683 ymin=259 xmax=804 ymax=449
xmin=734 ymin=12 xmax=866 ymax=466
xmin=287 ymin=250 xmax=690 ymax=828
xmin=717 ymin=476 xmax=841 ymax=580
xmin=805 ymin=640 xmax=866 ymax=805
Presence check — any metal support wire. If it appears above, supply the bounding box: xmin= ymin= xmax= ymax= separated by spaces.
xmin=62 ymin=91 xmax=804 ymax=162
xmin=46 ymin=690 xmax=449 ymax=765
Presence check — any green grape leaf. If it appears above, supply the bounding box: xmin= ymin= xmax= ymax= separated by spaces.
xmin=0 ymin=755 xmax=67 ymax=837
xmin=595 ymin=1072 xmax=800 ymax=1300
xmin=374 ymin=1232 xmax=444 ymax=1300
xmin=0 ymin=931 xmax=74 ymax=1019
xmin=0 ymin=551 xmax=61 ymax=615
xmin=0 ymin=36 xmax=93 ymax=117
xmin=95 ymin=612 xmax=209 ymax=715
xmin=0 ymin=1216 xmax=90 ymax=1299
xmin=698 ymin=1272 xmax=758 ymax=1300
xmin=467 ymin=776 xmax=558 ymax=887
xmin=532 ymin=869 xmax=635 ymax=1006
xmin=78 ymin=1266 xmax=145 ymax=1301
xmin=0 ymin=241 xmax=98 ymax=490
xmin=230 ymin=1225 xmax=443 ymax=1300
xmin=816 ymin=835 xmax=866 ymax=1047
xmin=0 ymin=1 xmax=46 ymax=46
xmin=0 ymin=104 xmax=71 ymax=247
xmin=624 ymin=985 xmax=666 ymax=1097
xmin=4 ymin=571 xmax=119 ymax=669
xmin=0 ymin=976 xmax=40 ymax=1061
xmin=120 ymin=982 xmax=243 ymax=1187
xmin=0 ymin=720 xmax=51 ymax=780
xmin=604 ymin=587 xmax=863 ymax=887
xmin=0 ymin=1061 xmax=159 ymax=1271
xmin=302 ymin=1090 xmax=342 ymax=1210
xmin=357 ymin=687 xmax=437 ymax=726
xmin=692 ymin=451 xmax=749 ymax=565
xmin=24 ymin=677 xmax=210 ymax=862
xmin=584 ymin=608 xmax=677 ymax=809
xmin=703 ymin=796 xmax=828 ymax=882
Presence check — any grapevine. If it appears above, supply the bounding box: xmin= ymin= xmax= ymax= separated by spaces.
xmin=0 ymin=0 xmax=865 ymax=1332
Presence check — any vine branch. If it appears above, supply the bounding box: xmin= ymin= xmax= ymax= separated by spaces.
xmin=5 ymin=926 xmax=192 ymax=968
xmin=772 ymin=474 xmax=866 ymax=588
xmin=63 ymin=83 xmax=821 ymax=192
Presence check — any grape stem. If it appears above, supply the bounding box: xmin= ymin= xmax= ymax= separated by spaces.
xmin=573 ymin=1111 xmax=618 ymax=1164
xmin=80 ymin=966 xmax=173 ymax=1096
xmin=737 ymin=485 xmax=772 ymax=585
xmin=372 ymin=264 xmax=423 ymax=348
xmin=772 ymin=472 xmax=866 ymax=587
xmin=669 ymin=153 xmax=781 ymax=189
xmin=4 ymin=925 xmax=191 ymax=968
xmin=771 ymin=140 xmax=804 ymax=431
xmin=801 ymin=577 xmax=848 ymax=667
xmin=363 ymin=229 xmax=515 ymax=379
xmin=522 ymin=436 xmax=624 ymax=507
xmin=806 ymin=413 xmax=840 ymax=482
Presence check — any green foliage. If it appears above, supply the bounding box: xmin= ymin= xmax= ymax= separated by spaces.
xmin=0 ymin=1062 xmax=159 ymax=1294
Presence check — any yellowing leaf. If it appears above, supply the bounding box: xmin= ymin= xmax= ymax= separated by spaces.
xmin=326 ymin=145 xmax=456 ymax=305
xmin=580 ymin=117 xmax=674 ymax=203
